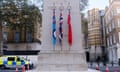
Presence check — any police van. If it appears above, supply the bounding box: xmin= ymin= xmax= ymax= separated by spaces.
xmin=0 ymin=56 xmax=33 ymax=69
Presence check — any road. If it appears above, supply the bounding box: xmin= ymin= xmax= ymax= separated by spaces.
xmin=88 ymin=62 xmax=120 ymax=72
xmin=1 ymin=66 xmax=120 ymax=72
xmin=0 ymin=68 xmax=25 ymax=72
xmin=0 ymin=68 xmax=37 ymax=72
xmin=89 ymin=66 xmax=120 ymax=72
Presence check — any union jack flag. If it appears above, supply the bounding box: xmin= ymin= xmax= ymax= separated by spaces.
xmin=52 ymin=9 xmax=56 ymax=46
xmin=59 ymin=11 xmax=63 ymax=44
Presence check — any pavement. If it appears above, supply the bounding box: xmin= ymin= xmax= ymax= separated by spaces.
xmin=0 ymin=69 xmax=100 ymax=72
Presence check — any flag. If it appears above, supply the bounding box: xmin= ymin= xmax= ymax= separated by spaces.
xmin=52 ymin=9 xmax=56 ymax=46
xmin=59 ymin=11 xmax=63 ymax=44
xmin=67 ymin=10 xmax=72 ymax=46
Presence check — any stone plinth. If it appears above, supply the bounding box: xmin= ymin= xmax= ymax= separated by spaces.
xmin=38 ymin=51 xmax=87 ymax=71
xmin=38 ymin=0 xmax=88 ymax=71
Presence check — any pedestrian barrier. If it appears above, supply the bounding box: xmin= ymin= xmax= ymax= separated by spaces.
xmin=105 ymin=64 xmax=109 ymax=72
xmin=96 ymin=64 xmax=99 ymax=70
xmin=22 ymin=65 xmax=25 ymax=72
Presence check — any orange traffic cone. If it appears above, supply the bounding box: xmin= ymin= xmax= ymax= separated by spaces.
xmin=22 ymin=65 xmax=25 ymax=72
xmin=96 ymin=64 xmax=99 ymax=70
xmin=16 ymin=66 xmax=18 ymax=72
xmin=106 ymin=64 xmax=109 ymax=72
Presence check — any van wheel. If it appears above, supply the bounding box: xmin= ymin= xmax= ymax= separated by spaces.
xmin=1 ymin=65 xmax=6 ymax=69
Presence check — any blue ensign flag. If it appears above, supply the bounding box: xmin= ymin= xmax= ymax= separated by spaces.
xmin=52 ymin=9 xmax=56 ymax=46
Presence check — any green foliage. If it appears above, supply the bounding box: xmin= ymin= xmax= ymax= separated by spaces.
xmin=0 ymin=0 xmax=42 ymax=31
xmin=80 ymin=0 xmax=88 ymax=11
xmin=81 ymin=13 xmax=88 ymax=34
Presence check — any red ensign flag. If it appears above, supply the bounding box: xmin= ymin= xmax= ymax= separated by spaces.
xmin=67 ymin=11 xmax=72 ymax=46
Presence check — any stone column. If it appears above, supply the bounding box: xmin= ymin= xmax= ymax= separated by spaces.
xmin=38 ymin=0 xmax=87 ymax=71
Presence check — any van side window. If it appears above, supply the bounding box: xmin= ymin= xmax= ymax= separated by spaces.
xmin=17 ymin=58 xmax=20 ymax=61
xmin=21 ymin=60 xmax=24 ymax=62
xmin=8 ymin=57 xmax=15 ymax=61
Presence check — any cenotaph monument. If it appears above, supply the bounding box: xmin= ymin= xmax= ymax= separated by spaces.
xmin=37 ymin=0 xmax=99 ymax=72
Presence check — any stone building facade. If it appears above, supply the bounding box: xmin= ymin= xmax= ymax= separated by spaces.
xmin=87 ymin=8 xmax=104 ymax=61
xmin=104 ymin=0 xmax=120 ymax=63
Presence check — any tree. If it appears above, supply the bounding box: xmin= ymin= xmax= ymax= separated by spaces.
xmin=0 ymin=10 xmax=3 ymax=56
xmin=81 ymin=13 xmax=88 ymax=44
xmin=0 ymin=0 xmax=42 ymax=55
xmin=80 ymin=0 xmax=88 ymax=11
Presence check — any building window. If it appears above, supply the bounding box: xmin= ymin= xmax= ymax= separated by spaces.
xmin=113 ymin=34 xmax=116 ymax=43
xmin=106 ymin=18 xmax=108 ymax=24
xmin=112 ymin=21 xmax=115 ymax=29
xmin=26 ymin=32 xmax=32 ymax=42
xmin=119 ymin=32 xmax=120 ymax=43
xmin=109 ymin=24 xmax=111 ymax=32
xmin=110 ymin=36 xmax=112 ymax=45
xmin=3 ymin=32 xmax=8 ymax=41
xmin=14 ymin=32 xmax=20 ymax=42
xmin=111 ymin=10 xmax=114 ymax=17
xmin=106 ymin=27 xmax=108 ymax=34
xmin=117 ymin=8 xmax=120 ymax=13
xmin=114 ymin=48 xmax=117 ymax=61
xmin=107 ymin=38 xmax=109 ymax=46
xmin=118 ymin=19 xmax=120 ymax=27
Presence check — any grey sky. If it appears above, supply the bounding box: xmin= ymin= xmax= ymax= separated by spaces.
xmin=28 ymin=0 xmax=43 ymax=10
xmin=84 ymin=0 xmax=109 ymax=17
xmin=86 ymin=0 xmax=109 ymax=10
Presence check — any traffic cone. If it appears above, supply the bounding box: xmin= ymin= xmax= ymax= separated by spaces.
xmin=16 ymin=66 xmax=18 ymax=72
xmin=96 ymin=64 xmax=99 ymax=70
xmin=105 ymin=64 xmax=109 ymax=72
xmin=114 ymin=68 xmax=118 ymax=72
xmin=22 ymin=65 xmax=25 ymax=72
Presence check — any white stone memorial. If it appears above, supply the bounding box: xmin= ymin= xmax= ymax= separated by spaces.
xmin=37 ymin=0 xmax=100 ymax=72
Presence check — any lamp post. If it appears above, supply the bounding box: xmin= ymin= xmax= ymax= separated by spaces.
xmin=0 ymin=6 xmax=3 ymax=56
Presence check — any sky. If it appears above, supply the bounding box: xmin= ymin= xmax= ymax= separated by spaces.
xmin=84 ymin=0 xmax=109 ymax=17
xmin=29 ymin=0 xmax=109 ymax=11
xmin=28 ymin=0 xmax=43 ymax=10
xmin=86 ymin=0 xmax=109 ymax=10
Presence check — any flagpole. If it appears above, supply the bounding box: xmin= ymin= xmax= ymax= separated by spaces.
xmin=53 ymin=45 xmax=55 ymax=51
xmin=60 ymin=9 xmax=63 ymax=51
xmin=69 ymin=45 xmax=71 ymax=51
xmin=60 ymin=43 xmax=62 ymax=51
